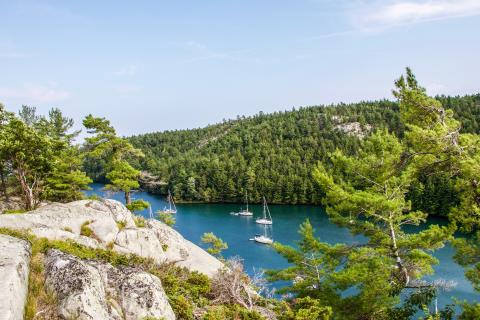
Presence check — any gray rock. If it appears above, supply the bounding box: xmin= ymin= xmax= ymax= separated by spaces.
xmin=146 ymin=219 xmax=223 ymax=276
xmin=44 ymin=249 xmax=112 ymax=320
xmin=45 ymin=249 xmax=175 ymax=320
xmin=0 ymin=234 xmax=31 ymax=320
xmin=0 ymin=199 xmax=223 ymax=276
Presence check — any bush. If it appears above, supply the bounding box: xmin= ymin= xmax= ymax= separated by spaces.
xmin=134 ymin=216 xmax=146 ymax=228
xmin=157 ymin=212 xmax=175 ymax=227
xmin=170 ymin=295 xmax=194 ymax=320
xmin=80 ymin=220 xmax=94 ymax=237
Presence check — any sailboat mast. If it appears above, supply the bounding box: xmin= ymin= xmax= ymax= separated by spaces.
xmin=262 ymin=196 xmax=266 ymax=219
xmin=245 ymin=191 xmax=249 ymax=211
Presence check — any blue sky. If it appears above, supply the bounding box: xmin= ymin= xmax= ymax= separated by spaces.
xmin=1 ymin=0 xmax=479 ymax=137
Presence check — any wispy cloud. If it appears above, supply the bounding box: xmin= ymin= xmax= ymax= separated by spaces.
xmin=310 ymin=0 xmax=480 ymax=39
xmin=0 ymin=84 xmax=70 ymax=103
xmin=356 ymin=0 xmax=480 ymax=29
xmin=114 ymin=64 xmax=138 ymax=76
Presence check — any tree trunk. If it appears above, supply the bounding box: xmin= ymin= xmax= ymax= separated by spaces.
xmin=16 ymin=164 xmax=35 ymax=210
xmin=125 ymin=191 xmax=131 ymax=205
xmin=389 ymin=220 xmax=410 ymax=286
xmin=0 ymin=166 xmax=9 ymax=202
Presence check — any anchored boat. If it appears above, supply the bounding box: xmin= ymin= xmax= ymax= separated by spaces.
xmin=253 ymin=223 xmax=273 ymax=244
xmin=236 ymin=191 xmax=253 ymax=216
xmin=160 ymin=190 xmax=177 ymax=214
xmin=256 ymin=196 xmax=273 ymax=225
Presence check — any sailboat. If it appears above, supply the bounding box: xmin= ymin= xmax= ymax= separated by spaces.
xmin=148 ymin=205 xmax=154 ymax=219
xmin=256 ymin=197 xmax=273 ymax=225
xmin=253 ymin=223 xmax=273 ymax=244
xmin=236 ymin=191 xmax=253 ymax=216
xmin=160 ymin=190 xmax=177 ymax=214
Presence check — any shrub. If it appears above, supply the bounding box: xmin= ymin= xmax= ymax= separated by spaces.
xmin=5 ymin=209 xmax=27 ymax=214
xmin=157 ymin=212 xmax=175 ymax=227
xmin=80 ymin=221 xmax=94 ymax=237
xmin=169 ymin=295 xmax=194 ymax=320
xmin=134 ymin=216 xmax=146 ymax=228
xmin=116 ymin=220 xmax=126 ymax=230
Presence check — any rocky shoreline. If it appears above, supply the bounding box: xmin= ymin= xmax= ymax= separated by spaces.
xmin=0 ymin=199 xmax=224 ymax=320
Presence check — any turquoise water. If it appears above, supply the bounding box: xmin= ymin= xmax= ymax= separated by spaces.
xmin=86 ymin=184 xmax=477 ymax=308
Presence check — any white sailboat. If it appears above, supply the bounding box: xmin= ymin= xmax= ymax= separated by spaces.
xmin=253 ymin=223 xmax=273 ymax=244
xmin=237 ymin=191 xmax=253 ymax=216
xmin=148 ymin=205 xmax=154 ymax=219
xmin=256 ymin=197 xmax=273 ymax=225
xmin=161 ymin=190 xmax=177 ymax=214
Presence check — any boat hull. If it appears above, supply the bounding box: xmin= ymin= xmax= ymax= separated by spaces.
xmin=255 ymin=219 xmax=272 ymax=225
xmin=237 ymin=211 xmax=253 ymax=216
xmin=254 ymin=236 xmax=273 ymax=244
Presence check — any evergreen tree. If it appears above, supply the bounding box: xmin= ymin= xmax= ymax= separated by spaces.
xmin=83 ymin=114 xmax=144 ymax=204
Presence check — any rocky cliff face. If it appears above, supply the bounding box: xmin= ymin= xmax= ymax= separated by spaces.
xmin=0 ymin=235 xmax=31 ymax=320
xmin=44 ymin=249 xmax=175 ymax=320
xmin=0 ymin=199 xmax=224 ymax=320
xmin=0 ymin=199 xmax=223 ymax=276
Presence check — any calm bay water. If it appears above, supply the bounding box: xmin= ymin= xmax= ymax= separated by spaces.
xmin=86 ymin=183 xmax=477 ymax=308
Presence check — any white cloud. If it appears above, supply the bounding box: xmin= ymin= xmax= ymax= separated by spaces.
xmin=114 ymin=64 xmax=138 ymax=76
xmin=358 ymin=0 xmax=480 ymax=29
xmin=0 ymin=84 xmax=70 ymax=103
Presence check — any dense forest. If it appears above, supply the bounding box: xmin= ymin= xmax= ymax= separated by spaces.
xmin=126 ymin=94 xmax=480 ymax=216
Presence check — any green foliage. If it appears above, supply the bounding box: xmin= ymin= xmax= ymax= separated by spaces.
xmin=87 ymin=193 xmax=102 ymax=200
xmin=267 ymin=220 xmax=342 ymax=304
xmin=0 ymin=105 xmax=90 ymax=208
xmin=458 ymin=302 xmax=480 ymax=320
xmin=83 ymin=114 xmax=144 ymax=204
xmin=80 ymin=221 xmax=94 ymax=237
xmin=170 ymin=294 xmax=194 ymax=319
xmin=286 ymin=297 xmax=332 ymax=320
xmin=388 ymin=288 xmax=454 ymax=320
xmin=393 ymin=70 xmax=480 ymax=317
xmin=116 ymin=221 xmax=126 ymax=230
xmin=202 ymin=305 xmax=265 ymax=320
xmin=270 ymin=69 xmax=467 ymax=319
xmin=105 ymin=159 xmax=141 ymax=202
xmin=126 ymin=93 xmax=480 ymax=209
xmin=452 ymin=232 xmax=480 ymax=292
xmin=44 ymin=147 xmax=92 ymax=202
xmin=311 ymin=130 xmax=452 ymax=317
xmin=5 ymin=209 xmax=27 ymax=214
xmin=126 ymin=199 xmax=150 ymax=212
xmin=201 ymin=232 xmax=228 ymax=258
xmin=134 ymin=216 xmax=146 ymax=228
xmin=158 ymin=211 xmax=176 ymax=227
xmin=0 ymin=109 xmax=54 ymax=209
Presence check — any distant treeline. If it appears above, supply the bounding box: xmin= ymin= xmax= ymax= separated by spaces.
xmin=109 ymin=94 xmax=480 ymax=215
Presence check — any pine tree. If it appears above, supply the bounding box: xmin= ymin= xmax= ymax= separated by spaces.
xmin=83 ymin=114 xmax=143 ymax=204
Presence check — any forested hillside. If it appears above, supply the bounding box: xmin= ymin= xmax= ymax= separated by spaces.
xmin=127 ymin=94 xmax=480 ymax=211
